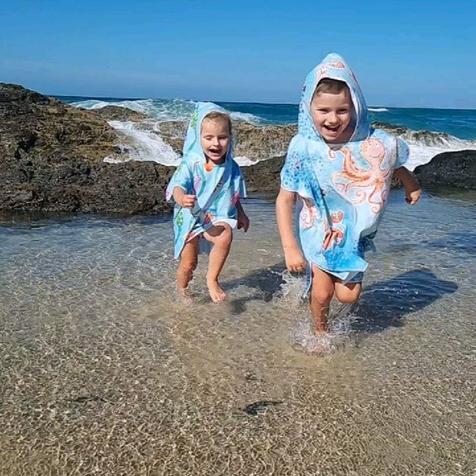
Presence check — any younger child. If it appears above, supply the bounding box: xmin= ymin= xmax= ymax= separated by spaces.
xmin=276 ymin=53 xmax=421 ymax=333
xmin=167 ymin=103 xmax=249 ymax=302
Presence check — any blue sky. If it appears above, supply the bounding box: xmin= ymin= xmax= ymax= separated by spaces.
xmin=1 ymin=0 xmax=475 ymax=108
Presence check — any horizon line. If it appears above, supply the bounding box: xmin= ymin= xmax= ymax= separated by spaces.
xmin=52 ymin=93 xmax=476 ymax=112
xmin=2 ymin=82 xmax=475 ymax=111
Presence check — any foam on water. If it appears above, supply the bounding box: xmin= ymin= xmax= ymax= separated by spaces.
xmin=398 ymin=131 xmax=476 ymax=170
xmin=229 ymin=111 xmax=264 ymax=124
xmin=73 ymin=97 xmax=263 ymax=124
xmin=105 ymin=120 xmax=181 ymax=165
xmin=274 ymin=271 xmax=358 ymax=354
xmin=290 ymin=315 xmax=355 ymax=354
xmin=406 ymin=140 xmax=474 ymax=170
xmin=72 ymin=97 xmax=197 ymax=121
xmin=368 ymin=107 xmax=389 ymax=112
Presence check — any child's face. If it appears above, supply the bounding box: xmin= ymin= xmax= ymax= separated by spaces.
xmin=310 ymin=88 xmax=354 ymax=144
xmin=200 ymin=118 xmax=231 ymax=164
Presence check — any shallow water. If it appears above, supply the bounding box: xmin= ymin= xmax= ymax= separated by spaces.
xmin=1 ymin=190 xmax=475 ymax=475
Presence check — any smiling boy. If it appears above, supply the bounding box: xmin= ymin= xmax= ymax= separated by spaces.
xmin=276 ymin=54 xmax=421 ymax=335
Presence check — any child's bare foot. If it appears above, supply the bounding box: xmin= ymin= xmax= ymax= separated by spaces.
xmin=314 ymin=317 xmax=329 ymax=335
xmin=207 ymin=279 xmax=226 ymax=303
xmin=177 ymin=286 xmax=193 ymax=304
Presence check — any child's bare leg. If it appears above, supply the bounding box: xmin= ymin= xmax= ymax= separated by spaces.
xmin=176 ymin=237 xmax=199 ymax=296
xmin=203 ymin=223 xmax=233 ymax=303
xmin=334 ymin=281 xmax=362 ymax=305
xmin=310 ymin=265 xmax=335 ymax=334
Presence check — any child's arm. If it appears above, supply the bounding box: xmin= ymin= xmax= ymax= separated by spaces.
xmin=393 ymin=167 xmax=421 ymax=205
xmin=172 ymin=186 xmax=196 ymax=208
xmin=276 ymin=188 xmax=306 ymax=272
xmin=236 ymin=200 xmax=250 ymax=232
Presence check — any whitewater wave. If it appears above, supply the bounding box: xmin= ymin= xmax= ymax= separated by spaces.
xmin=375 ymin=122 xmax=476 ymax=170
xmin=368 ymin=107 xmax=389 ymax=112
xmin=71 ymin=100 xmax=475 ymax=170
xmin=74 ymin=98 xmax=264 ymax=166
xmin=229 ymin=111 xmax=264 ymax=124
xmin=104 ymin=118 xmax=475 ymax=170
xmin=105 ymin=120 xmax=256 ymax=167
xmin=105 ymin=121 xmax=181 ymax=166
xmin=73 ymin=98 xmax=197 ymax=122
xmin=73 ymin=97 xmax=264 ymax=124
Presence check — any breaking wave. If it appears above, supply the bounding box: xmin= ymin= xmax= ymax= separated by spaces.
xmin=375 ymin=122 xmax=476 ymax=170
xmin=70 ymin=99 xmax=476 ymax=170
xmin=73 ymin=98 xmax=263 ymax=124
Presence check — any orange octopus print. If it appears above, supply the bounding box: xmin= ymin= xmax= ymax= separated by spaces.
xmin=333 ymin=138 xmax=392 ymax=213
xmin=322 ymin=210 xmax=345 ymax=250
xmin=300 ymin=198 xmax=319 ymax=229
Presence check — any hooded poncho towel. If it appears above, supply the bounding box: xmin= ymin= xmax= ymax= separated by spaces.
xmin=281 ymin=53 xmax=410 ymax=282
xmin=166 ymin=102 xmax=246 ymax=259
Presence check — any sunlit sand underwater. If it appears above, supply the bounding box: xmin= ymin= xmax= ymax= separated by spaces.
xmin=1 ymin=190 xmax=475 ymax=475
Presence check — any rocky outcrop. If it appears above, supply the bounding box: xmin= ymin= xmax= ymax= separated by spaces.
xmin=0 ymin=84 xmax=474 ymax=214
xmin=93 ymin=105 xmax=148 ymax=122
xmin=242 ymin=156 xmax=285 ymax=194
xmin=0 ymin=84 xmax=173 ymax=213
xmin=414 ymin=150 xmax=476 ymax=189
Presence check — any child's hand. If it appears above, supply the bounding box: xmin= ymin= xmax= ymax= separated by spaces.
xmin=284 ymin=247 xmax=306 ymax=273
xmin=237 ymin=212 xmax=250 ymax=232
xmin=179 ymin=194 xmax=196 ymax=208
xmin=405 ymin=188 xmax=422 ymax=205
xmin=394 ymin=167 xmax=421 ymax=205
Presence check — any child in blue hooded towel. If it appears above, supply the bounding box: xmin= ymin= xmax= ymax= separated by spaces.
xmin=276 ymin=53 xmax=421 ymax=334
xmin=167 ymin=103 xmax=249 ymax=302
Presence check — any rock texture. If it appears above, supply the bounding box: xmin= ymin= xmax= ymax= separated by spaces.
xmin=414 ymin=150 xmax=476 ymax=189
xmin=93 ymin=105 xmax=148 ymax=122
xmin=0 ymin=84 xmax=173 ymax=213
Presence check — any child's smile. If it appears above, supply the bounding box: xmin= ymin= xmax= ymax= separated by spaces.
xmin=310 ymin=89 xmax=354 ymax=144
xmin=200 ymin=118 xmax=231 ymax=164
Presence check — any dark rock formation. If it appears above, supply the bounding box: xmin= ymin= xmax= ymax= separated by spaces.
xmin=414 ymin=150 xmax=476 ymax=189
xmin=242 ymin=156 xmax=284 ymax=194
xmin=93 ymin=105 xmax=148 ymax=122
xmin=0 ymin=84 xmax=173 ymax=213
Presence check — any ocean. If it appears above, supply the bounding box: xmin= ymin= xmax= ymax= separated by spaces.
xmin=61 ymin=95 xmax=476 ymax=172
xmin=62 ymin=95 xmax=476 ymax=138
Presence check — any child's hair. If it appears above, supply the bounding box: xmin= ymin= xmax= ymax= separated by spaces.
xmin=202 ymin=111 xmax=232 ymax=134
xmin=312 ymin=78 xmax=349 ymax=102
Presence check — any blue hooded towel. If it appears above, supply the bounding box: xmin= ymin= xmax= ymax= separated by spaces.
xmin=281 ymin=53 xmax=410 ymax=283
xmin=166 ymin=103 xmax=246 ymax=259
